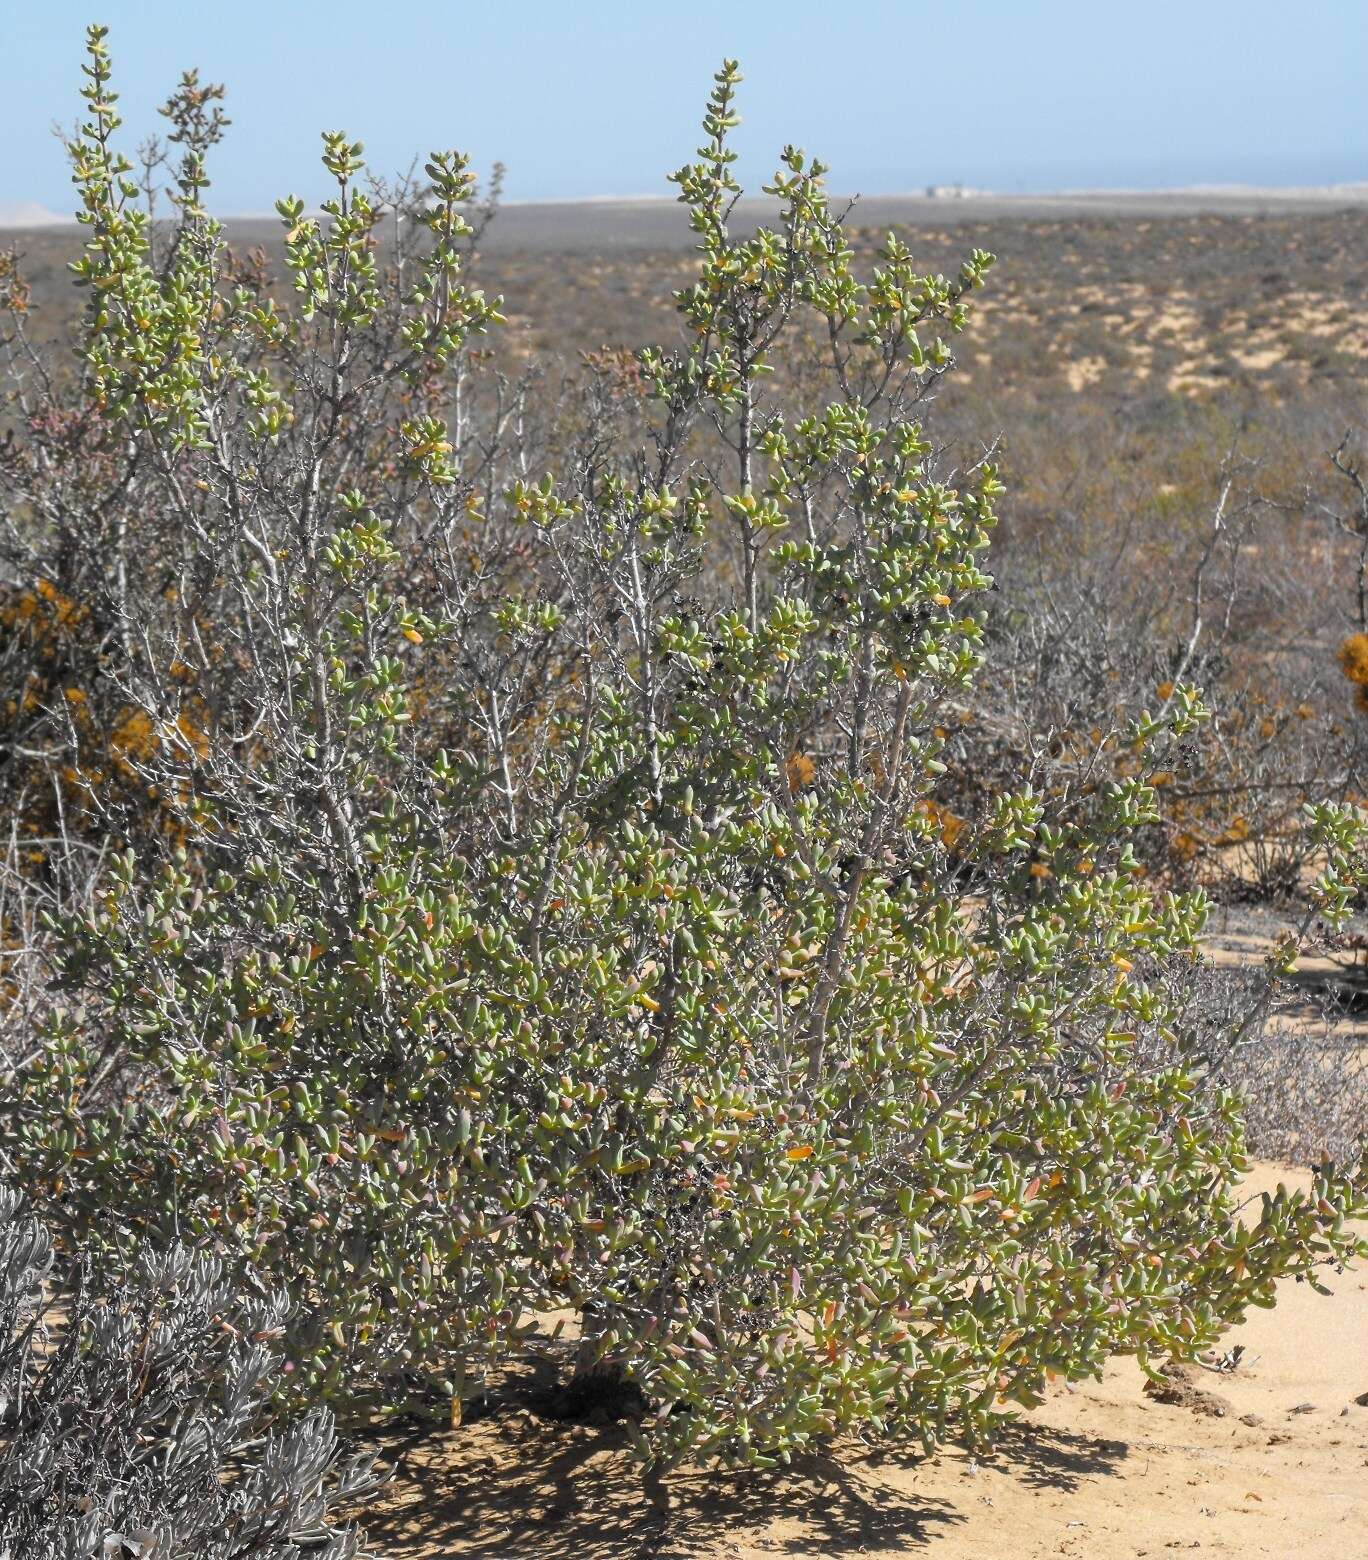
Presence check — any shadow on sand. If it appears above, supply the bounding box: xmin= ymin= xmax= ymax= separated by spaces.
xmin=358 ymin=1392 xmax=1127 ymax=1559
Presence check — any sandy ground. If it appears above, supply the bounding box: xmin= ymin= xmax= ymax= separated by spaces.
xmin=358 ymin=1162 xmax=1366 ymax=1559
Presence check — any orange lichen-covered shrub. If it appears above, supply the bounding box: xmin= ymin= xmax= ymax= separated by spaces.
xmin=1338 ymin=633 xmax=1368 ymax=712
xmin=2 ymin=578 xmax=212 ymax=856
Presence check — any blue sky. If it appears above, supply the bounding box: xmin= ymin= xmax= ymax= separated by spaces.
xmin=4 ymin=1 xmax=1365 ymax=215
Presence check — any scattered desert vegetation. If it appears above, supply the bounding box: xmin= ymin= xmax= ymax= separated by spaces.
xmin=0 ymin=25 xmax=1364 ymax=1558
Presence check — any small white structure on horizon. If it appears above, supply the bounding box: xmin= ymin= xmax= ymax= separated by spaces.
xmin=924 ymin=184 xmax=983 ymax=199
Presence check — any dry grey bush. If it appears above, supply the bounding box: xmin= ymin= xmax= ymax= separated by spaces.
xmin=941 ymin=443 xmax=1367 ymax=899
xmin=1162 ymin=954 xmax=1368 ymax=1164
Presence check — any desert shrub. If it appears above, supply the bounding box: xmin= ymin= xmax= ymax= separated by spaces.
xmin=0 ymin=1187 xmax=380 ymax=1558
xmin=0 ymin=30 xmax=1365 ymax=1469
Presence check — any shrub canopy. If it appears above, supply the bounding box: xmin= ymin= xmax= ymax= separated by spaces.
xmin=1 ymin=29 xmax=1364 ymax=1467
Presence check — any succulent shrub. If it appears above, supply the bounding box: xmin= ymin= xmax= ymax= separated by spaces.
xmin=0 ymin=1187 xmax=380 ymax=1558
xmin=1 ymin=31 xmax=1365 ymax=1467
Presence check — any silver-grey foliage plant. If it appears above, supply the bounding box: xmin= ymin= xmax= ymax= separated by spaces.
xmin=0 ymin=28 xmax=1364 ymax=1468
xmin=0 ymin=1188 xmax=380 ymax=1558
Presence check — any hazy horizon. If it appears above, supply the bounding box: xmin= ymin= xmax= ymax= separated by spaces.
xmin=4 ymin=2 xmax=1365 ymax=218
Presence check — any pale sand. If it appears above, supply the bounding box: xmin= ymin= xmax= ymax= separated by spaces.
xmin=362 ymin=1161 xmax=1367 ymax=1558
